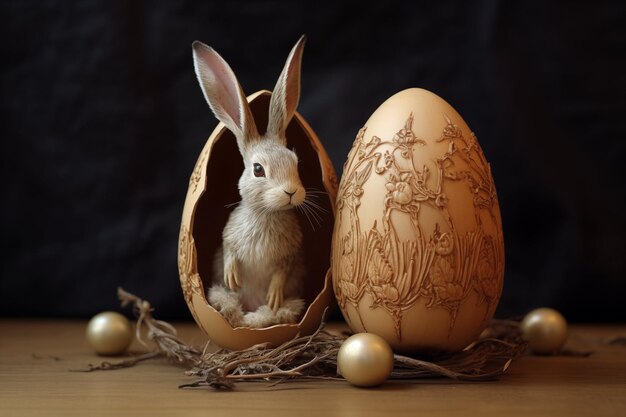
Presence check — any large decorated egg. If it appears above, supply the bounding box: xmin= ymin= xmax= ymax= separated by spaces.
xmin=179 ymin=91 xmax=337 ymax=351
xmin=331 ymin=88 xmax=504 ymax=354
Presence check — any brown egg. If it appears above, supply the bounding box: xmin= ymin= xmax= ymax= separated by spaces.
xmin=331 ymin=88 xmax=505 ymax=355
xmin=179 ymin=91 xmax=337 ymax=350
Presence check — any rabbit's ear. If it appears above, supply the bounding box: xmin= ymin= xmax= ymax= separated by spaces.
xmin=193 ymin=41 xmax=259 ymax=156
xmin=266 ymin=35 xmax=306 ymax=145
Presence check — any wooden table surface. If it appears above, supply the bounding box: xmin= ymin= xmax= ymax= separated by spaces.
xmin=1 ymin=319 xmax=625 ymax=417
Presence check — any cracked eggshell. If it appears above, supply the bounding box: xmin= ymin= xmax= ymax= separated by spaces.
xmin=179 ymin=91 xmax=337 ymax=351
xmin=331 ymin=88 xmax=505 ymax=355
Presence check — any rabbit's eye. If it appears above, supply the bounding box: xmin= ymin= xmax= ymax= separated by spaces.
xmin=253 ymin=163 xmax=266 ymax=178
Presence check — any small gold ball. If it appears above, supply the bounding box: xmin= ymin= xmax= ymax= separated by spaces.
xmin=521 ymin=307 xmax=568 ymax=354
xmin=337 ymin=333 xmax=394 ymax=387
xmin=86 ymin=311 xmax=133 ymax=356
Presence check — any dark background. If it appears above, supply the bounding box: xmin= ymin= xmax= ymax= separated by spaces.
xmin=2 ymin=1 xmax=625 ymax=322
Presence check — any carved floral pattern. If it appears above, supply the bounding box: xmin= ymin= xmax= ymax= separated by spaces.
xmin=178 ymin=225 xmax=203 ymax=323
xmin=189 ymin=147 xmax=210 ymax=193
xmin=333 ymin=113 xmax=504 ymax=339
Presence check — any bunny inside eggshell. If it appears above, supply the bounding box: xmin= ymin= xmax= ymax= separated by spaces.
xmin=178 ymin=37 xmax=337 ymax=350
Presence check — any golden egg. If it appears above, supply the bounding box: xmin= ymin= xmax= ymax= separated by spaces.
xmin=521 ymin=307 xmax=568 ymax=354
xmin=332 ymin=88 xmax=505 ymax=354
xmin=86 ymin=311 xmax=133 ymax=356
xmin=179 ymin=91 xmax=337 ymax=350
xmin=337 ymin=333 xmax=394 ymax=387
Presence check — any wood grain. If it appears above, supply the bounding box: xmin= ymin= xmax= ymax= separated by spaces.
xmin=1 ymin=320 xmax=625 ymax=417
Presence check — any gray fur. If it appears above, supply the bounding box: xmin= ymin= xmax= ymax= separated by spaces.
xmin=193 ymin=36 xmax=308 ymax=328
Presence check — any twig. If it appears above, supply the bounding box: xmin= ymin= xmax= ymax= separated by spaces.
xmin=604 ymin=335 xmax=626 ymax=346
xmin=117 ymin=287 xmax=202 ymax=365
xmin=70 ymin=352 xmax=165 ymax=372
xmin=77 ymin=288 xmax=529 ymax=390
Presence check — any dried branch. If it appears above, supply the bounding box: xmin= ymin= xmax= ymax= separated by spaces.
xmin=70 ymin=352 xmax=164 ymax=372
xmin=605 ymin=335 xmax=626 ymax=346
xmin=76 ymin=288 xmax=528 ymax=390
xmin=117 ymin=287 xmax=202 ymax=365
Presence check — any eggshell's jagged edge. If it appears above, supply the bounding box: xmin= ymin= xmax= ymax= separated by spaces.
xmin=181 ymin=90 xmax=337 ymax=351
xmin=191 ymin=269 xmax=333 ymax=350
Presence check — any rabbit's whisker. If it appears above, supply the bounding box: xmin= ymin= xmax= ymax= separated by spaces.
xmin=305 ymin=194 xmax=324 ymax=202
xmin=304 ymin=188 xmax=328 ymax=196
xmin=303 ymin=198 xmax=328 ymax=214
xmin=304 ymin=198 xmax=326 ymax=218
xmin=225 ymin=200 xmax=242 ymax=208
xmin=301 ymin=201 xmax=323 ymax=227
xmin=296 ymin=205 xmax=317 ymax=231
xmin=301 ymin=201 xmax=323 ymax=228
xmin=306 ymin=205 xmax=323 ymax=229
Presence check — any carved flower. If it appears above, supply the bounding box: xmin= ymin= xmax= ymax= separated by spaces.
xmin=430 ymin=256 xmax=463 ymax=302
xmin=477 ymin=258 xmax=494 ymax=281
xmin=392 ymin=113 xmax=426 ymax=147
xmin=340 ymin=181 xmax=363 ymax=210
xmin=393 ymin=128 xmax=418 ymax=146
xmin=340 ymin=280 xmax=360 ymax=300
xmin=389 ymin=182 xmax=412 ymax=205
xmin=476 ymin=237 xmax=498 ymax=298
xmin=437 ymin=282 xmax=464 ymax=302
xmin=430 ymin=256 xmax=454 ymax=285
xmin=441 ymin=114 xmax=463 ymax=140
xmin=367 ymin=246 xmax=399 ymax=303
xmin=477 ymin=236 xmax=495 ymax=280
xmin=367 ymin=248 xmax=393 ymax=287
xmin=435 ymin=232 xmax=454 ymax=256
xmin=358 ymin=135 xmax=381 ymax=161
xmin=385 ymin=173 xmax=414 ymax=206
xmin=477 ymin=266 xmax=498 ymax=299
xmin=372 ymin=283 xmax=400 ymax=303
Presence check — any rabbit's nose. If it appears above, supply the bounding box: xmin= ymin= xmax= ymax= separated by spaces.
xmin=284 ymin=189 xmax=298 ymax=204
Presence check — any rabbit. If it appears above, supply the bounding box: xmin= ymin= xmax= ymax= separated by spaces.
xmin=192 ymin=36 xmax=308 ymax=328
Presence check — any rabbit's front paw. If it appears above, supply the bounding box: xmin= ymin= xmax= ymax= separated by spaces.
xmin=267 ymin=273 xmax=285 ymax=312
xmin=224 ymin=260 xmax=241 ymax=291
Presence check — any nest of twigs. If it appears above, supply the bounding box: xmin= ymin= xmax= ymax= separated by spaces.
xmin=75 ymin=288 xmax=527 ymax=390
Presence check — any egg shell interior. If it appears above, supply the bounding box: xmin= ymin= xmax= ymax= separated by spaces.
xmin=180 ymin=90 xmax=337 ymax=350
